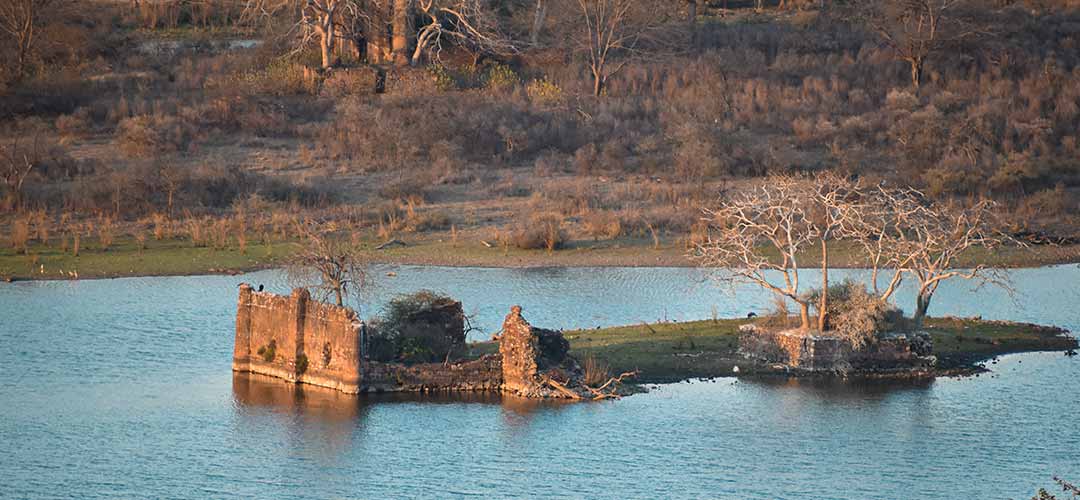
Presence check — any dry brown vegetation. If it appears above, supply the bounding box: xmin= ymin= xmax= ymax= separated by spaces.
xmin=0 ymin=0 xmax=1078 ymax=262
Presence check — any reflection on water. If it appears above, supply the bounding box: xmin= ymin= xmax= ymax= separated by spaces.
xmin=1 ymin=265 xmax=1078 ymax=499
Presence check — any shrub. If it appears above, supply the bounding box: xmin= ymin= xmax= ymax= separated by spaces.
xmin=115 ymin=114 xmax=194 ymax=157
xmin=257 ymin=339 xmax=277 ymax=362
xmin=369 ymin=291 xmax=466 ymax=364
xmin=582 ymin=355 xmax=611 ymax=386
xmin=11 ymin=219 xmax=30 ymax=254
xmin=483 ymin=63 xmax=519 ymax=90
xmin=321 ymin=67 xmax=379 ymax=97
xmin=513 ymin=213 xmax=566 ymax=251
xmin=526 ymin=78 xmax=564 ymax=104
xmin=803 ymin=281 xmax=907 ymax=349
xmin=584 ymin=211 xmax=622 ymax=240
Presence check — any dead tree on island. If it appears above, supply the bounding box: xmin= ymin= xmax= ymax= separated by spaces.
xmin=693 ymin=174 xmax=859 ymax=332
xmin=845 ymin=186 xmax=1018 ymax=325
xmin=287 ymin=224 xmax=368 ymax=307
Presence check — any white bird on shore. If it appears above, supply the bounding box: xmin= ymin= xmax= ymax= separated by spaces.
xmin=732 ymin=365 xmax=740 ymax=374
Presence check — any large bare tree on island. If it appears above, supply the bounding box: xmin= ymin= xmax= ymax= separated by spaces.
xmin=694 ymin=175 xmax=1017 ymax=332
xmin=691 ymin=175 xmax=853 ymax=331
xmin=849 ymin=191 xmax=1016 ymax=325
xmin=287 ymin=224 xmax=368 ymax=307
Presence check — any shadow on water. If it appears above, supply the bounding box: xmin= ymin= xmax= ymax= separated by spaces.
xmin=231 ymin=372 xmax=576 ymax=429
xmin=740 ymin=375 xmax=936 ymax=401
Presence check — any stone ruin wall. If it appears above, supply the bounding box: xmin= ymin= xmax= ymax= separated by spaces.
xmin=498 ymin=306 xmax=542 ymax=397
xmin=764 ymin=330 xmax=933 ymax=372
xmin=234 ymin=287 xmax=549 ymax=396
xmin=234 ymin=284 xmax=363 ymax=394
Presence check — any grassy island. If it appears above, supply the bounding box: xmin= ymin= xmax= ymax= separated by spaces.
xmin=470 ymin=317 xmax=1077 ymax=384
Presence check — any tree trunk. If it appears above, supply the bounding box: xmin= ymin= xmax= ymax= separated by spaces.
xmin=910 ymin=57 xmax=924 ymax=88
xmin=687 ymin=0 xmax=698 ymax=45
xmin=530 ymin=0 xmax=547 ymax=46
xmin=334 ymin=287 xmax=343 ymax=307
xmin=391 ymin=0 xmax=412 ymax=67
xmin=913 ymin=292 xmax=931 ymax=326
xmin=818 ymin=238 xmax=828 ymax=332
xmin=798 ymin=302 xmax=810 ymax=330
xmin=592 ymin=69 xmax=604 ymax=96
xmin=320 ymin=32 xmax=333 ymax=69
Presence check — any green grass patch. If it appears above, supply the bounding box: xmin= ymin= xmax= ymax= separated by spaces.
xmin=0 ymin=236 xmax=296 ymax=280
xmin=463 ymin=317 xmax=1076 ymax=383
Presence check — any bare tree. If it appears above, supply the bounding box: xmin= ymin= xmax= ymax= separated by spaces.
xmin=844 ymin=184 xmax=929 ymax=304
xmin=902 ymin=199 xmax=1015 ymax=323
xmin=287 ymin=223 xmax=369 ymax=307
xmin=693 ymin=176 xmax=823 ymax=330
xmin=0 ymin=138 xmax=37 ymax=211
xmin=0 ymin=0 xmax=56 ymax=79
xmin=302 ymin=0 xmax=344 ymax=69
xmin=529 ymin=0 xmax=547 ymax=46
xmin=410 ymin=0 xmax=519 ymax=66
xmin=565 ymin=0 xmax=680 ymax=96
xmin=846 ymin=185 xmax=1018 ymax=325
xmin=850 ymin=0 xmax=986 ymax=88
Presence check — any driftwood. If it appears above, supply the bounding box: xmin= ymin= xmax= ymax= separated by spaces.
xmin=540 ymin=370 xmax=639 ymax=401
xmin=480 ymin=240 xmax=494 ymax=248
xmin=376 ymin=239 xmax=407 ymax=250
xmin=540 ymin=375 xmax=583 ymax=400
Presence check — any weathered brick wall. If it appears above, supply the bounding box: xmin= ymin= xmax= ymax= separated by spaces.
xmin=498 ymin=306 xmax=541 ymax=396
xmin=361 ymin=356 xmax=503 ymax=393
xmin=233 ymin=284 xmax=362 ymax=393
xmin=235 ymin=291 xmax=578 ymax=398
xmin=301 ymin=298 xmax=363 ymax=393
xmin=763 ymin=330 xmax=933 ymax=373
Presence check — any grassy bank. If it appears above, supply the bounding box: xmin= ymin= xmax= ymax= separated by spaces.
xmin=3 ymin=232 xmax=1079 ymax=281
xmin=518 ymin=318 xmax=1077 ymax=383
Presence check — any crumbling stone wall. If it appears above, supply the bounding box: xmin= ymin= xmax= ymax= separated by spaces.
xmin=235 ymin=289 xmax=582 ymax=398
xmin=497 ymin=305 xmax=579 ymax=398
xmin=361 ymin=356 xmax=503 ymax=393
xmin=234 ymin=284 xmax=362 ymax=394
xmin=742 ymin=327 xmax=935 ymax=373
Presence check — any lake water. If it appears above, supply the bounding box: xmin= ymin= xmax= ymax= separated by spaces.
xmin=1 ymin=264 xmax=1078 ymax=499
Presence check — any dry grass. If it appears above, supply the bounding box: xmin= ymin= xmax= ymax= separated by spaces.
xmin=97 ymin=217 xmax=115 ymax=251
xmin=582 ymin=355 xmax=612 ymax=387
xmin=10 ymin=219 xmax=30 ymax=255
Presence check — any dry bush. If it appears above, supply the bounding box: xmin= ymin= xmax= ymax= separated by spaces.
xmin=406 ymin=210 xmax=451 ymax=233
xmin=236 ymin=215 xmax=248 ymax=255
xmin=11 ymin=219 xmax=30 ymax=254
xmin=97 ymin=217 xmax=114 ymax=251
xmin=582 ymin=355 xmax=611 ymax=387
xmin=803 ymin=281 xmax=908 ymax=349
xmin=583 ymin=211 xmax=622 ymax=240
xmin=115 ymin=114 xmax=195 ymax=157
xmin=513 ymin=213 xmax=566 ymax=251
xmin=151 ymin=213 xmax=169 ymax=240
xmin=321 ymin=67 xmax=380 ymax=97
xmin=187 ymin=218 xmax=206 ymax=247
xmin=135 ymin=230 xmax=147 ymax=253
xmin=757 ymin=295 xmax=796 ymax=331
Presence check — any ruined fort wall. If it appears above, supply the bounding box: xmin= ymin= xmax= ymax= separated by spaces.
xmin=300 ymin=298 xmax=363 ymax=393
xmin=361 ymin=357 xmax=503 ymax=393
xmin=233 ymin=285 xmax=362 ymax=393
